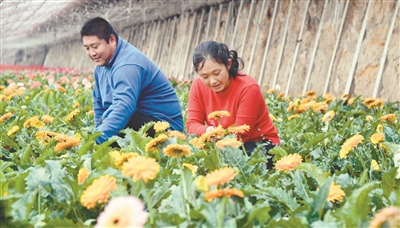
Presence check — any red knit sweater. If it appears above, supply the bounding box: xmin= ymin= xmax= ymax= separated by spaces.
xmin=186 ymin=73 xmax=280 ymax=145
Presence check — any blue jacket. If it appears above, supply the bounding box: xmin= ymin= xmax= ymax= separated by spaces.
xmin=92 ymin=37 xmax=183 ymax=144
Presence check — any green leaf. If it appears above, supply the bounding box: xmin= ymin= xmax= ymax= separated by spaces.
xmin=308 ymin=177 xmax=333 ymax=223
xmin=77 ymin=132 xmax=101 ymax=156
xmin=268 ymin=146 xmax=287 ymax=161
xmin=244 ymin=202 xmax=271 ymax=226
xmin=296 ymin=163 xmax=329 ymax=186
xmin=204 ymin=148 xmax=221 ymax=171
xmin=43 ymin=218 xmax=80 ymax=228
xmin=293 ymin=170 xmax=310 ymax=201
xmin=0 ymin=160 xmax=15 ymax=173
xmin=265 ymin=187 xmax=299 ymax=211
xmin=381 ymin=167 xmax=398 ymax=198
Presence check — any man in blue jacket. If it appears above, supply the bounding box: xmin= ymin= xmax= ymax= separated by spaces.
xmin=80 ymin=17 xmax=183 ymax=145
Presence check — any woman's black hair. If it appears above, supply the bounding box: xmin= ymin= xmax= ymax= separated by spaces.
xmin=80 ymin=17 xmax=119 ymax=43
xmin=192 ymin=41 xmax=244 ymax=78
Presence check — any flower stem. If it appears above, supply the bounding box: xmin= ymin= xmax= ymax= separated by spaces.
xmin=239 ymin=136 xmax=248 ymax=157
xmin=217 ymin=197 xmax=228 ymax=227
xmin=178 ymin=159 xmax=191 ymax=221
xmin=143 ymin=181 xmax=154 ymax=225
xmin=354 ymin=149 xmax=368 ymax=179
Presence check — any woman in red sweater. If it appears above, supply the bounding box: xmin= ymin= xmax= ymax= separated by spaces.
xmin=187 ymin=41 xmax=280 ymax=169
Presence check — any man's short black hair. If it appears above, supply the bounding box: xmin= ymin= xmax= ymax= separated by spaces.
xmin=80 ymin=17 xmax=118 ymax=43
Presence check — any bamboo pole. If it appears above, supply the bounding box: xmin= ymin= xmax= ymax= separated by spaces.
xmin=258 ymin=0 xmax=279 ymax=86
xmin=240 ymin=0 xmax=256 ymax=57
xmin=248 ymin=0 xmax=266 ymax=75
xmin=195 ymin=8 xmax=205 ymax=46
xmin=150 ymin=21 xmax=160 ymax=61
xmin=222 ymin=1 xmax=233 ymax=44
xmin=302 ymin=0 xmax=328 ymax=95
xmin=272 ymin=0 xmax=292 ymax=88
xmin=344 ymin=0 xmax=372 ymax=96
xmin=231 ymin=0 xmax=243 ymax=49
xmin=214 ymin=4 xmax=223 ymax=41
xmin=168 ymin=16 xmax=177 ymax=77
xmin=205 ymin=6 xmax=213 ymax=41
xmin=182 ymin=11 xmax=197 ymax=78
xmin=156 ymin=20 xmax=167 ymax=66
xmin=373 ymin=0 xmax=399 ymax=98
xmin=176 ymin=13 xmax=188 ymax=78
xmin=324 ymin=0 xmax=349 ymax=95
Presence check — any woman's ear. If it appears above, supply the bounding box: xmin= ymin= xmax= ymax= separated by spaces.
xmin=227 ymin=59 xmax=232 ymax=70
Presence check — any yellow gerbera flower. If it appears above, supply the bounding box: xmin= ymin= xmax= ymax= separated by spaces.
xmin=41 ymin=115 xmax=54 ymax=123
xmin=215 ymin=138 xmax=242 ymax=149
xmin=73 ymin=100 xmax=80 ymax=109
xmin=369 ymin=206 xmax=400 ymax=228
xmin=154 ymin=121 xmax=170 ymax=132
xmin=228 ymin=124 xmax=250 ymax=135
xmin=23 ymin=116 xmax=45 ymax=128
xmin=163 ymin=144 xmax=191 ymax=159
xmin=322 ymin=110 xmax=335 ymax=122
xmin=66 ymin=109 xmax=80 ymax=121
xmin=370 ymin=133 xmax=384 ymax=144
xmin=339 ymin=134 xmax=364 ymax=159
xmin=182 ymin=163 xmax=197 ymax=175
xmin=380 ymin=114 xmax=396 ymax=123
xmin=7 ymin=126 xmax=19 ymax=136
xmin=145 ymin=134 xmax=168 ymax=153
xmin=323 ymin=93 xmax=333 ymax=104
xmin=80 ymin=175 xmax=118 ymax=209
xmin=371 ymin=160 xmax=380 ymax=172
xmin=208 ymin=110 xmax=230 ymax=120
xmin=377 ymin=124 xmax=383 ymax=133
xmin=200 ymin=125 xmax=226 ymax=142
xmin=366 ymin=115 xmax=374 ymax=122
xmin=167 ymin=130 xmax=187 ymax=140
xmin=275 ymin=154 xmax=303 ymax=171
xmin=77 ymin=168 xmax=90 ymax=185
xmin=122 ymin=156 xmax=160 ymax=183
xmin=327 ymin=182 xmax=345 ymax=203
xmin=189 ymin=137 xmax=205 ymax=149
xmin=0 ymin=112 xmax=12 ymax=123
xmin=305 ymin=90 xmax=316 ymax=97
xmin=195 ymin=176 xmax=209 ymax=192
xmin=204 ymin=167 xmax=235 ymax=187
xmin=110 ymin=151 xmax=139 ymax=169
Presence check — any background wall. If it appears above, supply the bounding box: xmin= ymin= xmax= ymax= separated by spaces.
xmin=2 ymin=0 xmax=399 ymax=101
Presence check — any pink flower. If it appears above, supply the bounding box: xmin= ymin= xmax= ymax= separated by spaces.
xmin=59 ymin=76 xmax=70 ymax=84
xmin=30 ymin=81 xmax=41 ymax=89
xmin=95 ymin=196 xmax=148 ymax=228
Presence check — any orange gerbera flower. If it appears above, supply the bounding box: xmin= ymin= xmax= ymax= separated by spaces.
xmin=327 ymin=182 xmax=345 ymax=203
xmin=369 ymin=206 xmax=400 ymax=228
xmin=110 ymin=151 xmax=139 ymax=169
xmin=35 ymin=131 xmax=57 ymax=142
xmin=380 ymin=114 xmax=396 ymax=123
xmin=287 ymin=102 xmax=298 ymax=112
xmin=80 ymin=175 xmax=118 ymax=209
xmin=305 ymin=90 xmax=316 ymax=97
xmin=41 ymin=115 xmax=54 ymax=123
xmin=66 ymin=109 xmax=80 ymax=121
xmin=167 ymin=130 xmax=187 ymax=140
xmin=205 ymin=167 xmax=235 ymax=187
xmin=77 ymin=168 xmax=90 ymax=185
xmin=323 ymin=93 xmax=333 ymax=104
xmin=204 ymin=188 xmax=244 ymax=202
xmin=266 ymin=88 xmax=276 ymax=94
xmin=228 ymin=124 xmax=250 ymax=135
xmin=7 ymin=126 xmax=19 ymax=136
xmin=73 ymin=100 xmax=80 ymax=109
xmin=189 ymin=137 xmax=205 ymax=149
xmin=122 ymin=156 xmax=160 ymax=183
xmin=340 ymin=134 xmax=364 ymax=158
xmin=145 ymin=134 xmax=168 ymax=153
xmin=313 ymin=102 xmax=328 ymax=112
xmin=0 ymin=112 xmax=12 ymax=123
xmin=370 ymin=133 xmax=384 ymax=144
xmin=322 ymin=110 xmax=335 ymax=122
xmin=87 ymin=110 xmax=95 ymax=115
xmin=56 ymin=85 xmax=67 ymax=93
xmin=215 ymin=138 xmax=242 ymax=149
xmin=208 ymin=110 xmax=230 ymax=120
xmin=54 ymin=138 xmax=80 ymax=152
xmin=275 ymin=154 xmax=303 ymax=171
xmin=163 ymin=144 xmax=191 ymax=159
xmin=200 ymin=125 xmax=226 ymax=142
xmin=154 ymin=121 xmax=170 ymax=132
xmin=23 ymin=116 xmax=45 ymax=128
xmin=288 ymin=114 xmax=299 ymax=120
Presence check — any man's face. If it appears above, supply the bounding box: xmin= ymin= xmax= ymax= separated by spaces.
xmin=82 ymin=35 xmax=116 ymax=66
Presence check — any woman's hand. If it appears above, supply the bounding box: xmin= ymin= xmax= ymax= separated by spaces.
xmin=206 ymin=126 xmax=216 ymax=132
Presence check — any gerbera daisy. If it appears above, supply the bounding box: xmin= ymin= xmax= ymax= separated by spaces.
xmin=339 ymin=134 xmax=364 ymax=158
xmin=195 ymin=176 xmax=209 ymax=192
xmin=110 ymin=151 xmax=139 ymax=169
xmin=23 ymin=116 xmax=45 ymax=128
xmin=208 ymin=110 xmax=230 ymax=120
xmin=199 ymin=125 xmax=226 ymax=142
xmin=322 ymin=110 xmax=335 ymax=122
xmin=77 ymin=168 xmax=90 ymax=185
xmin=122 ymin=156 xmax=160 ymax=183
xmin=369 ymin=206 xmax=400 ymax=228
xmin=305 ymin=90 xmax=316 ymax=97
xmin=327 ymin=182 xmax=345 ymax=203
xmin=54 ymin=138 xmax=80 ymax=152
xmin=313 ymin=102 xmax=328 ymax=112
xmin=35 ymin=131 xmax=57 ymax=142
xmin=380 ymin=114 xmax=396 ymax=123
xmin=154 ymin=121 xmax=170 ymax=132
xmin=73 ymin=100 xmax=80 ymax=109
xmin=228 ymin=125 xmax=250 ymax=135
xmin=167 ymin=130 xmax=187 ymax=140
xmin=95 ymin=196 xmax=148 ymax=228
xmin=182 ymin=163 xmax=197 ymax=175
xmin=366 ymin=115 xmax=374 ymax=122
xmin=41 ymin=115 xmax=54 ymax=123
xmin=286 ymin=102 xmax=298 ymax=112
xmin=56 ymin=85 xmax=67 ymax=93
xmin=215 ymin=138 xmax=242 ymax=149
xmin=275 ymin=154 xmax=303 ymax=171
xmin=288 ymin=114 xmax=299 ymax=120
xmin=7 ymin=126 xmax=19 ymax=136
xmin=371 ymin=160 xmax=380 ymax=171
xmin=163 ymin=144 xmax=191 ymax=158
xmin=0 ymin=112 xmax=12 ymax=123
xmin=145 ymin=134 xmax=168 ymax=153
xmin=377 ymin=124 xmax=383 ymax=133
xmin=189 ymin=137 xmax=205 ymax=149
xmin=204 ymin=188 xmax=244 ymax=202
xmin=323 ymin=93 xmax=334 ymax=104
xmin=205 ymin=167 xmax=235 ymax=187
xmin=87 ymin=110 xmax=95 ymax=115
xmin=66 ymin=109 xmax=80 ymax=121
xmin=370 ymin=133 xmax=384 ymax=144
xmin=80 ymin=175 xmax=118 ymax=209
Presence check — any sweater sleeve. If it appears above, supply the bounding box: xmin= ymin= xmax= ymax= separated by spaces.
xmin=186 ymin=81 xmax=208 ymax=136
xmin=234 ymin=84 xmax=263 ymax=142
xmin=92 ymin=72 xmax=106 ymax=127
xmin=95 ymin=65 xmax=143 ymax=144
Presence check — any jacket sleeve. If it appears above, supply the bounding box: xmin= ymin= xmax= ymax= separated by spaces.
xmin=234 ymin=84 xmax=262 ymax=142
xmin=92 ymin=72 xmax=106 ymax=127
xmin=186 ymin=81 xmax=208 ymax=136
xmin=95 ymin=65 xmax=143 ymax=144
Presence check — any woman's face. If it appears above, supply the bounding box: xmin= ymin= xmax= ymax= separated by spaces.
xmin=197 ymin=58 xmax=232 ymax=93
